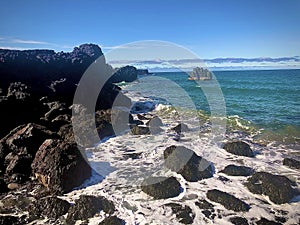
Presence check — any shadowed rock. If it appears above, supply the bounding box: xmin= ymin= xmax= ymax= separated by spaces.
xmin=164 ymin=145 xmax=214 ymax=182
xmin=230 ymin=216 xmax=249 ymax=225
xmin=245 ymin=172 xmax=298 ymax=204
xmin=165 ymin=203 xmax=195 ymax=224
xmin=206 ymin=189 xmax=250 ymax=212
xmin=171 ymin=123 xmax=189 ymax=134
xmin=256 ymin=218 xmax=282 ymax=225
xmin=98 ymin=216 xmax=125 ymax=225
xmin=223 ymin=141 xmax=254 ymax=157
xmin=283 ymin=158 xmax=300 ymax=169
xmin=141 ymin=176 xmax=181 ymax=199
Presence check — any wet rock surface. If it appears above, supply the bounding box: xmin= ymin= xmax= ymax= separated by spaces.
xmin=229 ymin=216 xmax=249 ymax=225
xmin=164 ymin=145 xmax=214 ymax=182
xmin=141 ymin=176 xmax=181 ymax=199
xmin=98 ymin=216 xmax=125 ymax=225
xmin=283 ymin=158 xmax=300 ymax=169
xmin=245 ymin=172 xmax=298 ymax=204
xmin=165 ymin=203 xmax=195 ymax=224
xmin=206 ymin=189 xmax=250 ymax=212
xmin=223 ymin=141 xmax=254 ymax=157
xmin=220 ymin=164 xmax=254 ymax=176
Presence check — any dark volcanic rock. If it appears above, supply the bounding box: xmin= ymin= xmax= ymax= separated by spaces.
xmin=109 ymin=65 xmax=138 ymax=83
xmin=98 ymin=216 xmax=125 ymax=225
xmin=283 ymin=158 xmax=300 ymax=169
xmin=165 ymin=203 xmax=195 ymax=224
xmin=206 ymin=189 xmax=250 ymax=212
xmin=230 ymin=216 xmax=249 ymax=225
xmin=66 ymin=195 xmax=115 ymax=224
xmin=31 ymin=139 xmax=91 ymax=194
xmin=171 ymin=123 xmax=189 ymax=134
xmin=164 ymin=145 xmax=214 ymax=182
xmin=131 ymin=125 xmax=151 ymax=135
xmin=220 ymin=165 xmax=253 ymax=176
xmin=0 ymin=215 xmax=24 ymax=225
xmin=29 ymin=196 xmax=70 ymax=220
xmin=0 ymin=178 xmax=8 ymax=193
xmin=141 ymin=176 xmax=181 ymax=199
xmin=256 ymin=218 xmax=282 ymax=225
xmin=223 ymin=141 xmax=254 ymax=157
xmin=245 ymin=172 xmax=298 ymax=204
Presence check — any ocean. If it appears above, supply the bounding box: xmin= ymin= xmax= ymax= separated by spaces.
xmin=121 ymin=69 xmax=300 ymax=148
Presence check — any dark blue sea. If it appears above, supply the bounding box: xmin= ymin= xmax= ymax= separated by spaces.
xmin=123 ymin=69 xmax=300 ymax=147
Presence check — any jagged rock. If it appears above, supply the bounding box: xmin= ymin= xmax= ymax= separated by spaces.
xmin=223 ymin=141 xmax=254 ymax=157
xmin=31 ymin=139 xmax=91 ymax=194
xmin=164 ymin=145 xmax=214 ymax=182
xmin=195 ymin=199 xmax=216 ymax=219
xmin=137 ymin=114 xmax=148 ymax=120
xmin=171 ymin=123 xmax=189 ymax=134
xmin=206 ymin=189 xmax=250 ymax=212
xmin=98 ymin=216 xmax=125 ymax=225
xmin=29 ymin=196 xmax=70 ymax=220
xmin=220 ymin=165 xmax=253 ymax=176
xmin=0 ymin=215 xmax=24 ymax=225
xmin=165 ymin=203 xmax=195 ymax=224
xmin=229 ymin=217 xmax=249 ymax=225
xmin=245 ymin=172 xmax=298 ymax=204
xmin=109 ymin=65 xmax=138 ymax=83
xmin=256 ymin=218 xmax=282 ymax=225
xmin=5 ymin=154 xmax=32 ymax=182
xmin=131 ymin=125 xmax=151 ymax=135
xmin=66 ymin=195 xmax=115 ymax=224
xmin=141 ymin=176 xmax=181 ymax=199
xmin=283 ymin=158 xmax=300 ymax=169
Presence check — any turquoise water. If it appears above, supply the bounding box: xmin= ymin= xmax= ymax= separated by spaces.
xmin=124 ymin=69 xmax=300 ymax=144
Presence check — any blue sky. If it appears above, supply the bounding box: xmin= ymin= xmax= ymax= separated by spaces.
xmin=0 ymin=0 xmax=299 ymax=61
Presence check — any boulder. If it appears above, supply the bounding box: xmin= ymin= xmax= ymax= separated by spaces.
xmin=31 ymin=139 xmax=91 ymax=194
xmin=164 ymin=145 xmax=214 ymax=182
xmin=165 ymin=203 xmax=195 ymax=224
xmin=131 ymin=125 xmax=151 ymax=135
xmin=220 ymin=165 xmax=253 ymax=176
xmin=283 ymin=158 xmax=300 ymax=169
xmin=29 ymin=196 xmax=70 ymax=220
xmin=171 ymin=123 xmax=189 ymax=134
xmin=229 ymin=217 xmax=249 ymax=225
xmin=245 ymin=172 xmax=298 ymax=204
xmin=256 ymin=218 xmax=282 ymax=225
xmin=206 ymin=189 xmax=250 ymax=212
xmin=66 ymin=195 xmax=115 ymax=224
xmin=223 ymin=141 xmax=254 ymax=157
xmin=98 ymin=216 xmax=125 ymax=225
xmin=141 ymin=176 xmax=181 ymax=199
xmin=146 ymin=116 xmax=164 ymax=134
xmin=109 ymin=65 xmax=138 ymax=83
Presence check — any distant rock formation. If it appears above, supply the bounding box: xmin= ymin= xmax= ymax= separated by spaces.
xmin=188 ymin=67 xmax=212 ymax=80
xmin=137 ymin=69 xmax=150 ymax=75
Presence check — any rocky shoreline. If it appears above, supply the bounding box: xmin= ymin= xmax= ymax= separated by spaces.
xmin=0 ymin=44 xmax=300 ymax=224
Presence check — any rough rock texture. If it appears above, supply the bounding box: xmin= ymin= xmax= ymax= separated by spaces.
xmin=256 ymin=218 xmax=282 ymax=225
xmin=141 ymin=176 xmax=181 ymax=199
xmin=171 ymin=123 xmax=189 ymax=134
xmin=283 ymin=158 xmax=300 ymax=169
xmin=229 ymin=217 xmax=249 ymax=225
xmin=98 ymin=216 xmax=125 ymax=225
xmin=223 ymin=141 xmax=254 ymax=157
xmin=31 ymin=139 xmax=91 ymax=194
xmin=0 ymin=215 xmax=24 ymax=225
xmin=66 ymin=195 xmax=115 ymax=224
xmin=131 ymin=125 xmax=151 ymax=135
xmin=206 ymin=189 xmax=250 ymax=212
xmin=164 ymin=145 xmax=214 ymax=182
xmin=109 ymin=65 xmax=138 ymax=83
xmin=195 ymin=199 xmax=216 ymax=220
xmin=245 ymin=172 xmax=298 ymax=204
xmin=165 ymin=203 xmax=195 ymax=224
xmin=220 ymin=165 xmax=253 ymax=176
xmin=29 ymin=196 xmax=70 ymax=220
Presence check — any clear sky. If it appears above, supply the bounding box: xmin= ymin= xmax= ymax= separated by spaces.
xmin=0 ymin=0 xmax=299 ymax=59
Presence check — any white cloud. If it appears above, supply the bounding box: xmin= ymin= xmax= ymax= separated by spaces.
xmin=11 ymin=39 xmax=50 ymax=45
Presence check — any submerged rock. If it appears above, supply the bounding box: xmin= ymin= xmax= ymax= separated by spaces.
xmin=31 ymin=139 xmax=91 ymax=194
xmin=223 ymin=141 xmax=254 ymax=157
xmin=220 ymin=165 xmax=253 ymax=176
xmin=66 ymin=195 xmax=115 ymax=224
xmin=98 ymin=216 xmax=125 ymax=225
xmin=141 ymin=176 xmax=181 ymax=199
xmin=206 ymin=189 xmax=250 ymax=212
xmin=245 ymin=172 xmax=298 ymax=204
xmin=283 ymin=158 xmax=300 ymax=169
xmin=164 ymin=145 xmax=214 ymax=182
xmin=165 ymin=203 xmax=195 ymax=224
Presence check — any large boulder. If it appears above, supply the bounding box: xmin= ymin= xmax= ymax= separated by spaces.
xmin=164 ymin=145 xmax=214 ymax=182
xmin=206 ymin=189 xmax=250 ymax=212
xmin=220 ymin=165 xmax=254 ymax=176
xmin=31 ymin=139 xmax=91 ymax=194
xmin=223 ymin=141 xmax=254 ymax=157
xmin=245 ymin=172 xmax=298 ymax=204
xmin=108 ymin=65 xmax=138 ymax=83
xmin=66 ymin=195 xmax=115 ymax=224
xmin=98 ymin=216 xmax=125 ymax=225
xmin=141 ymin=176 xmax=181 ymax=199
